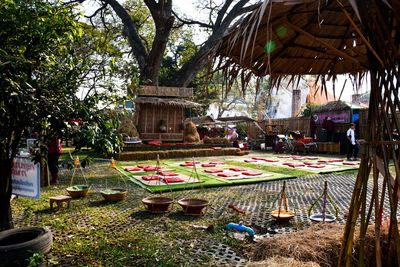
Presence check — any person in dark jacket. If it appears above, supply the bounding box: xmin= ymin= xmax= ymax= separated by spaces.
xmin=326 ymin=117 xmax=335 ymax=142
xmin=48 ymin=135 xmax=62 ymax=185
xmin=309 ymin=115 xmax=318 ymax=140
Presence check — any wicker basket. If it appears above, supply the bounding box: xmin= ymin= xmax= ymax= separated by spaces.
xmin=66 ymin=185 xmax=89 ymax=198
xmin=100 ymin=188 xmax=128 ymax=202
xmin=178 ymin=198 xmax=209 ymax=215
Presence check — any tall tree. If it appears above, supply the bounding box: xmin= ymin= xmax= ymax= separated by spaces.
xmin=71 ymin=0 xmax=261 ymax=87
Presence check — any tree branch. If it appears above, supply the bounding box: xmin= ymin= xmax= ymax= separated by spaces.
xmin=172 ymin=10 xmax=213 ymax=29
xmin=103 ymin=0 xmax=148 ymax=73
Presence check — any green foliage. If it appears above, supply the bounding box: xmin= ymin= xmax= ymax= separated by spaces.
xmin=28 ymin=252 xmax=44 ymax=267
xmin=0 ymin=0 xmax=83 ymax=150
xmin=72 ymin=111 xmax=124 ymax=157
xmin=301 ymin=103 xmax=320 ymax=117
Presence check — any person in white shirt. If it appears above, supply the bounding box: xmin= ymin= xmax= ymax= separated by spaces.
xmin=346 ymin=123 xmax=359 ymax=160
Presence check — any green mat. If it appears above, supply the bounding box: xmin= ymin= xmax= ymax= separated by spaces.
xmin=117 ymin=161 xmax=303 ymax=193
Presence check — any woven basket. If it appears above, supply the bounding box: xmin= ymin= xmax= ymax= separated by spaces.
xmin=100 ymin=188 xmax=128 ymax=202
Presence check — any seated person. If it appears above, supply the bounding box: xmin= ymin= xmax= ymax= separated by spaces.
xmin=274 ymin=139 xmax=285 ymax=154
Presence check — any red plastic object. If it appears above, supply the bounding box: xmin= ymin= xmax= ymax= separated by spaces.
xmin=317 ymin=160 xmax=327 ymax=163
xmin=185 ymin=161 xmax=200 ymax=164
xmin=292 ymin=156 xmax=305 ymax=160
xmin=209 ymin=161 xmax=224 ymax=165
xmin=229 ymin=167 xmax=246 ymax=172
xmin=148 ymin=140 xmax=161 ymax=146
xmin=201 ymin=163 xmax=216 ymax=167
xmin=137 ymin=165 xmax=149 ymax=168
xmin=252 ymin=157 xmax=265 ymax=160
xmin=204 ymin=169 xmax=224 ymax=173
xmin=308 ymin=165 xmax=325 ymax=168
xmin=123 ymin=166 xmax=142 ymax=172
xmin=263 ymin=159 xmax=278 ymax=162
xmin=329 ymin=159 xmax=344 ymax=163
xmin=242 ymin=171 xmax=263 ymax=176
xmin=144 ymin=166 xmax=162 ymax=172
xmin=244 ymin=159 xmax=257 ymax=163
xmin=159 ymin=172 xmax=179 ymax=176
xmin=303 ymin=162 xmax=314 ymax=166
xmin=180 ymin=163 xmax=193 ymax=167
xmin=217 ymin=172 xmax=240 ymax=177
xmin=282 ymin=162 xmax=293 ymax=165
xmin=142 ymin=175 xmax=163 ymax=181
xmin=287 ymin=163 xmax=305 ymax=167
xmin=211 ymin=147 xmax=222 ymax=150
xmin=343 ymin=162 xmax=358 ymax=165
xmin=163 ymin=177 xmax=184 ymax=183
xmin=306 ymin=157 xmax=318 ymax=160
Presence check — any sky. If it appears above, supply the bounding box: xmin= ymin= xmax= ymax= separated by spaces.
xmin=79 ymin=0 xmax=370 ymax=103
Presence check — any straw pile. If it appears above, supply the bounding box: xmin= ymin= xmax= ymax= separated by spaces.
xmin=118 ymin=115 xmax=139 ymax=137
xmin=183 ymin=121 xmax=200 ymax=143
xmin=247 ymin=256 xmax=319 ymax=267
xmin=248 ymin=223 xmax=391 ymax=267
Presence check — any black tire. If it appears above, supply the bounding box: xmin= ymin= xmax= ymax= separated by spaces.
xmin=0 ymin=227 xmax=53 ymax=266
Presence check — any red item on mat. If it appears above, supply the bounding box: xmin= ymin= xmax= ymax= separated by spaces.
xmin=303 ymin=162 xmax=314 ymax=166
xmin=209 ymin=161 xmax=224 ymax=165
xmin=185 ymin=161 xmax=200 ymax=164
xmin=317 ymin=160 xmax=327 ymax=163
xmin=205 ymin=169 xmax=224 ymax=173
xmin=163 ymin=177 xmax=184 ymax=183
xmin=306 ymin=157 xmax=318 ymax=160
xmin=263 ymin=159 xmax=279 ymax=162
xmin=244 ymin=159 xmax=257 ymax=163
xmin=343 ymin=162 xmax=358 ymax=165
xmin=218 ymin=172 xmax=240 ymax=177
xmin=329 ymin=159 xmax=344 ymax=162
xmin=252 ymin=157 xmax=264 ymax=160
xmin=242 ymin=171 xmax=263 ymax=176
xmin=142 ymin=175 xmax=163 ymax=181
xmin=287 ymin=163 xmax=305 ymax=167
xmin=144 ymin=166 xmax=162 ymax=172
xmin=180 ymin=163 xmax=193 ymax=167
xmin=308 ymin=165 xmax=325 ymax=168
xmin=159 ymin=172 xmax=179 ymax=176
xmin=292 ymin=156 xmax=305 ymax=160
xmin=229 ymin=167 xmax=246 ymax=172
xmin=282 ymin=162 xmax=292 ymax=165
xmin=277 ymin=155 xmax=291 ymax=158
xmin=123 ymin=166 xmax=141 ymax=171
xmin=137 ymin=165 xmax=149 ymax=168
xmin=201 ymin=163 xmax=216 ymax=167
xmin=148 ymin=140 xmax=161 ymax=146
xmin=212 ymin=147 xmax=222 ymax=150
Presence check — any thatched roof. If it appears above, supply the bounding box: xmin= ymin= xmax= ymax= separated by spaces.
xmin=314 ymin=100 xmax=350 ymax=112
xmin=134 ymin=97 xmax=201 ymax=108
xmin=217 ymin=0 xmax=384 ymax=78
xmin=217 ymin=116 xmax=255 ymax=122
xmin=186 ymin=116 xmax=215 ymax=126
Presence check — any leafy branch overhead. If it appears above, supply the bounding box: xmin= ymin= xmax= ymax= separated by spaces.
xmin=67 ymin=0 xmax=262 ymax=87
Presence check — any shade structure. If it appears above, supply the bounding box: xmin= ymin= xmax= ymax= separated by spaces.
xmin=217 ymin=0 xmax=380 ymax=77
xmin=216 ymin=1 xmax=400 ymax=266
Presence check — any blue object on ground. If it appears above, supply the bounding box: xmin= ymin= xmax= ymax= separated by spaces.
xmin=226 ymin=222 xmax=255 ymax=239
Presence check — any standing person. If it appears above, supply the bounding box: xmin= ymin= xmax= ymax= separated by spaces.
xmin=326 ymin=117 xmax=335 ymax=142
xmin=346 ymin=123 xmax=359 ymax=160
xmin=48 ymin=135 xmax=62 ymax=185
xmin=309 ymin=115 xmax=318 ymax=140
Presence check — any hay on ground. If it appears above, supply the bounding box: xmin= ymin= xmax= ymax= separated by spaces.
xmin=249 ymin=223 xmax=391 ymax=267
xmin=246 ymin=256 xmax=320 ymax=267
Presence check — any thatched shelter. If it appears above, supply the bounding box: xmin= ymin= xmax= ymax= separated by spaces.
xmin=133 ymin=86 xmax=200 ymax=141
xmin=215 ymin=0 xmax=400 ymax=266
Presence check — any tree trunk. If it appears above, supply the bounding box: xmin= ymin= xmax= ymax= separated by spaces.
xmin=0 ymin=158 xmax=14 ymax=231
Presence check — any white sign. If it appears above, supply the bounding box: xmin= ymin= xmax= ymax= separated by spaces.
xmin=12 ymin=156 xmax=40 ymax=199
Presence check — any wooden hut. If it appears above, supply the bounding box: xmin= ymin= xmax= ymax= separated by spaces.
xmin=133 ymin=86 xmax=200 ymax=141
xmin=215 ymin=0 xmax=400 ymax=265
